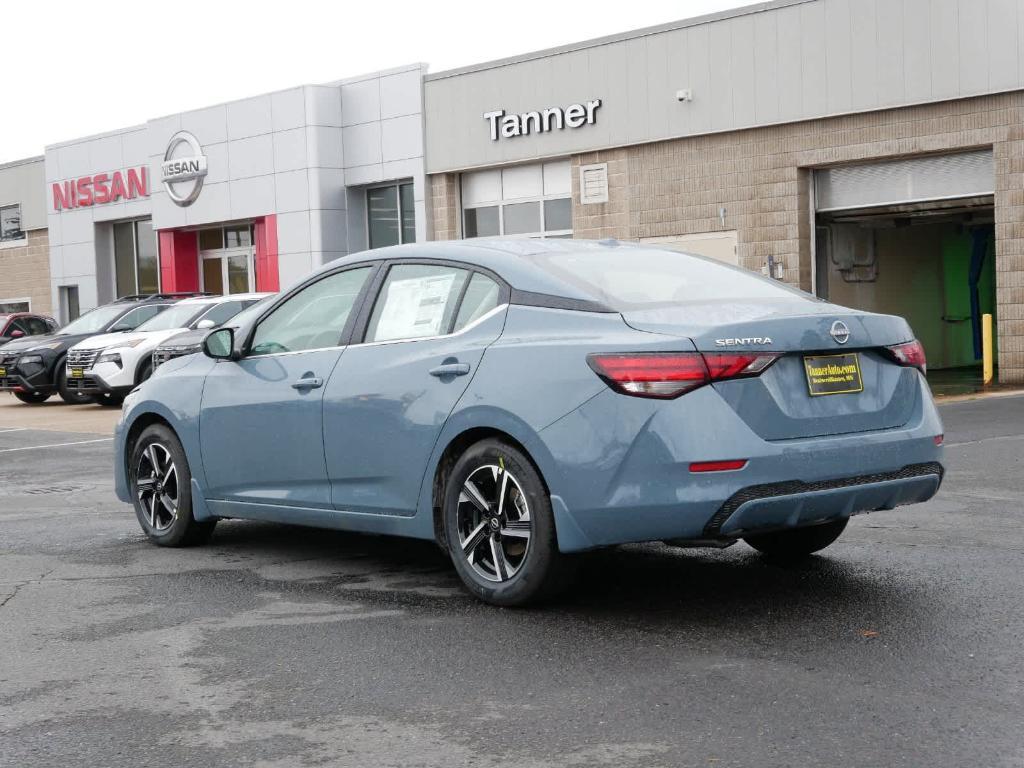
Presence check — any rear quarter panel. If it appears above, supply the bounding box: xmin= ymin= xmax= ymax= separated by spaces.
xmin=414 ymin=305 xmax=692 ymax=533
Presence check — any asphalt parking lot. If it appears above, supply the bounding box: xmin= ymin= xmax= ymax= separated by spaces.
xmin=1 ymin=393 xmax=1022 ymax=767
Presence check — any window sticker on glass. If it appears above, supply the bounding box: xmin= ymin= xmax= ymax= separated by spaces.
xmin=374 ymin=274 xmax=456 ymax=341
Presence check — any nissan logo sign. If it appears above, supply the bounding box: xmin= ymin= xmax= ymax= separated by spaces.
xmin=161 ymin=131 xmax=208 ymax=207
xmin=830 ymin=320 xmax=851 ymax=345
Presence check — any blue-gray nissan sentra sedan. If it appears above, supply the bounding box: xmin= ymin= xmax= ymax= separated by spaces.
xmin=114 ymin=239 xmax=944 ymax=606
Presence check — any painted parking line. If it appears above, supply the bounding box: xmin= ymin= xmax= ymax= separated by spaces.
xmin=0 ymin=438 xmax=113 ymax=453
xmin=0 ymin=428 xmax=28 ymax=433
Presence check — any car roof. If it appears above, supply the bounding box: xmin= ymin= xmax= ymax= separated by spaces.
xmin=311 ymin=238 xmax=644 ymax=301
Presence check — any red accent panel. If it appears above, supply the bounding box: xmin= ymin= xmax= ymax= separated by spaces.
xmin=254 ymin=215 xmax=280 ymax=292
xmin=158 ymin=229 xmax=200 ymax=293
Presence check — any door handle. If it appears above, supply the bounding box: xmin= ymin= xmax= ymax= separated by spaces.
xmin=291 ymin=376 xmax=324 ymax=390
xmin=429 ymin=362 xmax=471 ymax=377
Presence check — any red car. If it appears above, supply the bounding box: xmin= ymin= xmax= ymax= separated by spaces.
xmin=0 ymin=313 xmax=59 ymax=347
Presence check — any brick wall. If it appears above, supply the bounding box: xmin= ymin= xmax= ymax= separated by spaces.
xmin=430 ymin=173 xmax=460 ymax=240
xmin=0 ymin=229 xmax=51 ymax=315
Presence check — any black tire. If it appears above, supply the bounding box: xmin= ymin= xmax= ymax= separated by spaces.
xmin=93 ymin=392 xmax=126 ymax=407
xmin=443 ymin=438 xmax=575 ymax=606
xmin=744 ymin=518 xmax=848 ymax=560
xmin=57 ymin=364 xmax=92 ymax=405
xmin=14 ymin=390 xmax=50 ymax=404
xmin=137 ymin=360 xmax=153 ymax=385
xmin=129 ymin=423 xmax=216 ymax=547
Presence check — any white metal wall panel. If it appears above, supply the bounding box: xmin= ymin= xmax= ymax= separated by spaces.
xmin=424 ymin=0 xmax=1024 ymax=174
xmin=814 ymin=150 xmax=995 ymax=211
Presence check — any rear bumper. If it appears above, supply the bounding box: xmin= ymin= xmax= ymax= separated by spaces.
xmin=540 ymin=375 xmax=945 ymax=552
xmin=707 ymin=462 xmax=943 ymax=537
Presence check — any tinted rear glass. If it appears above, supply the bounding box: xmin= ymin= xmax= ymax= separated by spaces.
xmin=526 ymin=248 xmax=808 ymax=310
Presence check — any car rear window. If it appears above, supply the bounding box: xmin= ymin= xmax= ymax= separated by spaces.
xmin=526 ymin=247 xmax=808 ymax=309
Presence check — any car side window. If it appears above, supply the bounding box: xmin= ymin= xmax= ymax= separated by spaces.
xmin=9 ymin=319 xmax=30 ymax=335
xmin=250 ymin=267 xmax=372 ymax=355
xmin=453 ymin=274 xmax=501 ymax=332
xmin=366 ymin=264 xmax=470 ymax=343
xmin=111 ymin=305 xmax=165 ymax=331
xmin=26 ymin=317 xmax=49 ymax=335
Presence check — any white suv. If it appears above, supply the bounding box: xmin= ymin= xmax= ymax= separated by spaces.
xmin=67 ymin=293 xmax=270 ymax=405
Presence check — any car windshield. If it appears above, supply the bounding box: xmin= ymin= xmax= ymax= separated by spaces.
xmin=135 ymin=303 xmax=211 ymax=332
xmin=58 ymin=304 xmax=131 ymax=335
xmin=526 ymin=248 xmax=808 ymax=310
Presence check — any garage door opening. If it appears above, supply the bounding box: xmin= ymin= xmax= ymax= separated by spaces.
xmin=814 ymin=151 xmax=998 ymax=393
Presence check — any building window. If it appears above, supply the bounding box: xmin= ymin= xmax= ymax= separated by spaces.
xmin=367 ymin=181 xmax=416 ymax=249
xmin=461 ymin=160 xmax=573 ymax=239
xmin=0 ymin=298 xmax=31 ymax=313
xmin=1 ymin=204 xmax=24 ymax=243
xmin=113 ymin=219 xmax=159 ymax=298
xmin=197 ymin=224 xmax=256 ymax=295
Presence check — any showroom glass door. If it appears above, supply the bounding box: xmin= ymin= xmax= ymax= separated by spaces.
xmin=198 ymin=224 xmax=255 ymax=295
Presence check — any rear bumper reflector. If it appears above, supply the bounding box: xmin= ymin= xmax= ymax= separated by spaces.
xmin=690 ymin=460 xmax=748 ymax=473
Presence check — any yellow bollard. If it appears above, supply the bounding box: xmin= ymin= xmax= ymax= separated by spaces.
xmin=982 ymin=313 xmax=994 ymax=385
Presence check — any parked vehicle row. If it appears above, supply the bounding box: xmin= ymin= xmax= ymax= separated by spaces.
xmin=113 ymin=239 xmax=945 ymax=606
xmin=0 ymin=292 xmax=268 ymax=406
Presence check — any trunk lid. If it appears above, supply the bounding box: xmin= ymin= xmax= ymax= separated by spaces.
xmin=622 ymin=298 xmax=922 ymax=440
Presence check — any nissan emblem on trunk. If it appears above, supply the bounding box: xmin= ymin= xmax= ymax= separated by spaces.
xmin=830 ymin=320 xmax=851 ymax=345
xmin=161 ymin=131 xmax=208 ymax=207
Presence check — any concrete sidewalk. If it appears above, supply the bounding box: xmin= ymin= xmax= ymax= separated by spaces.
xmin=0 ymin=394 xmax=120 ymax=435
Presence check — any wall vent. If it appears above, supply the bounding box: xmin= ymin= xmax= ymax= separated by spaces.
xmin=579 ymin=163 xmax=609 ymax=205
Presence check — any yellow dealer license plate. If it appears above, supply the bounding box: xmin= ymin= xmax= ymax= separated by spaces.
xmin=803 ymin=353 xmax=863 ymax=396
xmin=70 ymin=367 xmax=85 ymax=379
xmin=0 ymin=366 xmax=6 ymax=377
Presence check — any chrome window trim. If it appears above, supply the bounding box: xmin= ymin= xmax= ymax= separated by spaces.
xmin=236 ymin=344 xmax=346 ymax=360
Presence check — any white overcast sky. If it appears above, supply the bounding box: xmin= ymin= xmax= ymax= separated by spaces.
xmin=0 ymin=0 xmax=753 ymax=164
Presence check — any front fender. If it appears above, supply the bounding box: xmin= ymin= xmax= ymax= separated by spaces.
xmin=114 ymin=355 xmax=213 ymax=503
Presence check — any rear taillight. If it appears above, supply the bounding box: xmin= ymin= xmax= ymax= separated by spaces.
xmin=884 ymin=340 xmax=927 ymax=373
xmin=587 ymin=352 xmax=779 ymax=399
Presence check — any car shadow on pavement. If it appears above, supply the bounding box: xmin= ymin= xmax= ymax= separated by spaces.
xmin=188 ymin=520 xmax=930 ymax=636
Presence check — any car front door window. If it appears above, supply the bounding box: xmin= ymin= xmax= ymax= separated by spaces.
xmin=250 ymin=268 xmax=373 ymax=355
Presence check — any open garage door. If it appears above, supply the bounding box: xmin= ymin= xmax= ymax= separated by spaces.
xmin=814 ymin=150 xmax=996 ymax=386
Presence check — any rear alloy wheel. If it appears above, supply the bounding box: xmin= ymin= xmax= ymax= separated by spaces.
xmin=14 ymin=390 xmax=50 ymax=404
xmin=57 ymin=365 xmax=92 ymax=405
xmin=444 ymin=439 xmax=574 ymax=606
xmin=743 ymin=518 xmax=848 ymax=560
xmin=129 ymin=424 xmax=215 ymax=547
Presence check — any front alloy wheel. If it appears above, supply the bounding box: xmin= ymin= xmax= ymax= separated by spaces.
xmin=444 ymin=438 xmax=575 ymax=606
xmin=135 ymin=442 xmax=179 ymax=532
xmin=129 ymin=424 xmax=215 ymax=547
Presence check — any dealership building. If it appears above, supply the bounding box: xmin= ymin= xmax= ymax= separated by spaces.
xmin=4 ymin=0 xmax=1024 ymax=383
xmin=42 ymin=63 xmax=426 ymax=319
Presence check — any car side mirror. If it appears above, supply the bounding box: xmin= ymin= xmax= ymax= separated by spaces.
xmin=9 ymin=329 xmax=24 ymax=338
xmin=203 ymin=327 xmax=236 ymax=360
xmin=195 ymin=319 xmax=216 ymax=330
